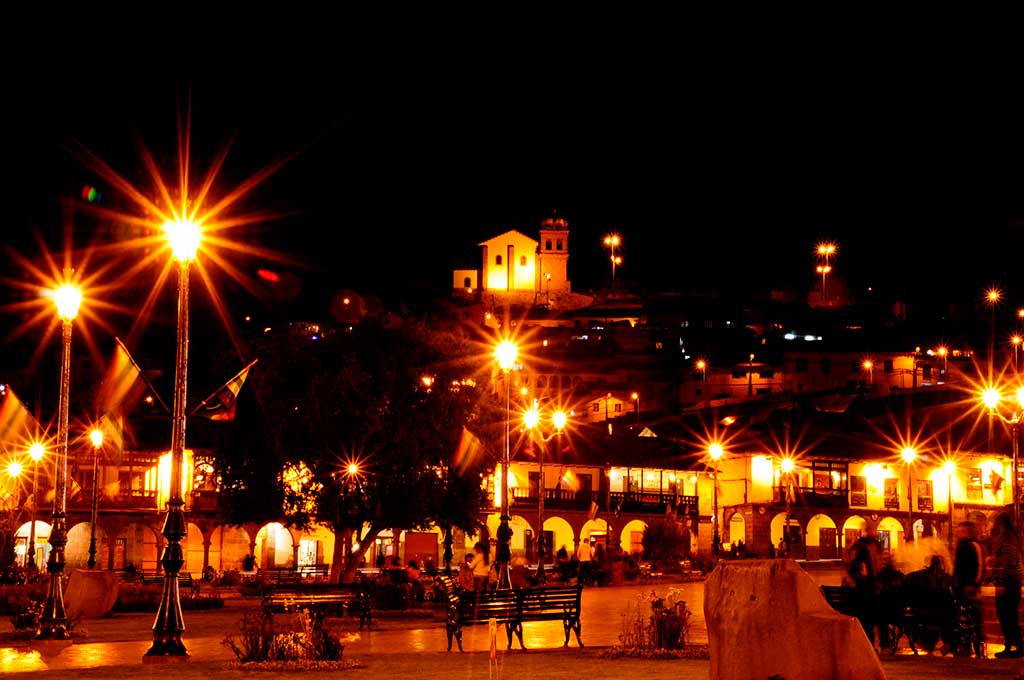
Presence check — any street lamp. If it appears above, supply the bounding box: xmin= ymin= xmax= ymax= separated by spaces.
xmin=494 ymin=339 xmax=518 ymax=590
xmin=37 ymin=278 xmax=81 ymax=640
xmin=936 ymin=346 xmax=948 ymax=383
xmin=630 ymin=392 xmax=639 ymax=427
xmin=901 ymin=447 xmax=917 ymax=545
xmin=523 ymin=405 xmax=567 ymax=585
xmin=981 ymin=386 xmax=1024 ymax=529
xmin=816 ymin=265 xmax=832 ymax=305
xmin=709 ymin=442 xmax=724 ymax=555
xmin=27 ymin=442 xmax=44 ymax=572
xmin=1012 ymin=336 xmax=1021 ymax=373
xmin=985 ymin=288 xmax=1001 ymax=380
xmin=87 ymin=429 xmax=103 ymax=569
xmin=943 ymin=460 xmax=956 ymax=546
xmin=603 ymin=234 xmax=621 ymax=294
xmin=862 ymin=360 xmax=874 ymax=394
xmin=146 ymin=218 xmax=200 ymax=660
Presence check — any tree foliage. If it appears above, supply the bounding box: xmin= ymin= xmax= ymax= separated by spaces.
xmin=215 ymin=313 xmax=501 ymax=580
xmin=641 ymin=519 xmax=690 ymax=570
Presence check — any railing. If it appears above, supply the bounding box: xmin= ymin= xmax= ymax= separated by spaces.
xmin=773 ymin=485 xmax=849 ymax=508
xmin=510 ymin=488 xmax=698 ymax=515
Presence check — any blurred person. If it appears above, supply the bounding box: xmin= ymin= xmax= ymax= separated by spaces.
xmin=952 ymin=520 xmax=986 ymax=657
xmin=989 ymin=512 xmax=1023 ymax=658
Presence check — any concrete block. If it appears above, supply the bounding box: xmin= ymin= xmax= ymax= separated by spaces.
xmin=705 ymin=558 xmax=886 ymax=680
xmin=66 ymin=569 xmax=119 ymax=619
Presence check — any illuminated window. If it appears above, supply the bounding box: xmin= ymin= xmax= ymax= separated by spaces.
xmin=966 ymin=469 xmax=982 ymax=500
xmin=496 ymin=255 xmax=503 ymax=266
xmin=545 ymin=240 xmax=552 ymax=250
xmin=520 ymin=256 xmax=527 ymax=266
xmin=593 ymin=402 xmax=600 ymax=412
xmin=614 ymin=403 xmax=622 ymax=413
xmin=850 ymin=476 xmax=867 ymax=506
xmin=556 ymin=239 xmax=563 ymax=251
xmin=884 ymin=478 xmax=899 ymax=509
xmin=916 ymin=480 xmax=933 ymax=511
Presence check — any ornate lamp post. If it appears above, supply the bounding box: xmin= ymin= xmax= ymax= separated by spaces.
xmin=145 ymin=219 xmax=200 ymax=660
xmin=982 ymin=386 xmax=1023 ymax=529
xmin=709 ymin=442 xmax=723 ymax=555
xmin=901 ymin=447 xmax=917 ymax=544
xmin=696 ymin=359 xmax=709 ymax=409
xmin=27 ymin=442 xmax=45 ymax=572
xmin=37 ymin=279 xmax=81 ymax=640
xmin=523 ymin=405 xmax=567 ymax=585
xmin=494 ymin=339 xmax=518 ymax=590
xmin=87 ymin=429 xmax=103 ymax=569
xmin=630 ymin=392 xmax=639 ymax=426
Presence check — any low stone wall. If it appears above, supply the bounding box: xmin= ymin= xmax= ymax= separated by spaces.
xmin=704 ymin=558 xmax=885 ymax=680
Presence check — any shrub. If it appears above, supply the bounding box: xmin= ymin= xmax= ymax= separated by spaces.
xmin=216 ymin=569 xmax=242 ymax=587
xmin=617 ymin=588 xmax=692 ymax=652
xmin=222 ymin=609 xmax=350 ymax=663
xmin=0 ymin=581 xmax=48 ymax=616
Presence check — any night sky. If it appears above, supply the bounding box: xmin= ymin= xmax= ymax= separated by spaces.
xmin=5 ymin=68 xmax=1023 ymax=334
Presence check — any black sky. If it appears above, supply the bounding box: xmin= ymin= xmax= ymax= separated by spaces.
xmin=5 ymin=62 xmax=1023 ymax=327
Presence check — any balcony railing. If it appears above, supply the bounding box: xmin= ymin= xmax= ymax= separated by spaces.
xmin=510 ymin=488 xmax=698 ymax=516
xmin=773 ymin=485 xmax=849 ymax=508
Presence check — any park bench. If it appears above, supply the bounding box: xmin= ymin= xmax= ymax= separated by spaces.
xmin=139 ymin=571 xmax=199 ymax=598
xmin=443 ymin=583 xmax=584 ymax=652
xmin=263 ymin=566 xmax=328 ymax=584
xmin=262 ymin=582 xmax=372 ymax=630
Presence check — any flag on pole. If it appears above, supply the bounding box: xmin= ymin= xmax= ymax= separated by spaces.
xmin=0 ymin=385 xmax=42 ymax=447
xmin=97 ymin=338 xmax=170 ymax=416
xmin=190 ymin=360 xmax=258 ymax=421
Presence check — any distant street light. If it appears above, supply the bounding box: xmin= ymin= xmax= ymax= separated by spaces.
xmin=1012 ymin=336 xmax=1022 ymax=373
xmin=27 ymin=443 xmax=45 ymax=571
xmin=630 ymin=392 xmax=640 ymax=426
xmin=709 ymin=443 xmax=724 ymax=555
xmin=603 ymin=234 xmax=621 ymax=294
xmin=696 ymin=359 xmax=709 ymax=409
xmin=936 ymin=346 xmax=948 ymax=383
xmin=985 ymin=288 xmax=1001 ymax=380
xmin=981 ymin=386 xmax=1023 ymax=529
xmin=815 ymin=242 xmax=837 ymax=304
xmin=901 ymin=447 xmax=917 ymax=544
xmin=87 ymin=429 xmax=103 ymax=569
xmin=523 ymin=404 xmax=568 ymax=585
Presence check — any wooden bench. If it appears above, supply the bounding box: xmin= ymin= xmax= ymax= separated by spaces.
xmin=139 ymin=571 xmax=199 ymax=598
xmin=262 ymin=582 xmax=372 ymax=630
xmin=444 ymin=584 xmax=584 ymax=652
xmin=820 ymin=585 xmax=860 ymax=618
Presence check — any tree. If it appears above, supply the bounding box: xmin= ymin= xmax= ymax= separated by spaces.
xmin=216 ymin=312 xmax=500 ymax=582
xmin=641 ymin=519 xmax=690 ymax=571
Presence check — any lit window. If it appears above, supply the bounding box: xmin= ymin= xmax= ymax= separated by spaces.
xmin=520 ymin=256 xmax=527 ymax=266
xmin=556 ymin=239 xmax=563 ymax=251
xmin=593 ymin=403 xmax=600 ymax=412
xmin=614 ymin=403 xmax=622 ymax=413
xmin=496 ymin=255 xmax=503 ymax=266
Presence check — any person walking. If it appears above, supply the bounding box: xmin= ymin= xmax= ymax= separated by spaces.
xmin=576 ymin=538 xmax=593 ymax=585
xmin=470 ymin=541 xmax=491 ymax=593
xmin=952 ymin=520 xmax=986 ymax=657
xmin=989 ymin=512 xmax=1023 ymax=658
xmin=845 ymin=523 xmax=886 ymax=651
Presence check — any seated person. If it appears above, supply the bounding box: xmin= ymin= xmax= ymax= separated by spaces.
xmin=509 ymin=556 xmax=532 ymax=589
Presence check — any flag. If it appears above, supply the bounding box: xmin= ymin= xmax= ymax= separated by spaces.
xmin=587 ymin=500 xmax=599 ymax=521
xmin=0 ymin=385 xmax=43 ymax=447
xmin=453 ymin=426 xmax=486 ymax=476
xmin=96 ymin=338 xmax=170 ymax=416
xmin=191 ymin=360 xmax=257 ymax=420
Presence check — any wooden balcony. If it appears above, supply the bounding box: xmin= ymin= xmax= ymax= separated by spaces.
xmin=773 ymin=485 xmax=849 ymax=509
xmin=510 ymin=488 xmax=698 ymax=516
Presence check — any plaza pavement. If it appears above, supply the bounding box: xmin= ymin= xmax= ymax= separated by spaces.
xmin=1 ymin=576 xmax=1022 ymax=679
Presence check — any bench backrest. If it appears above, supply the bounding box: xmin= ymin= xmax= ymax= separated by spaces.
xmin=459 ymin=585 xmax=582 ymax=623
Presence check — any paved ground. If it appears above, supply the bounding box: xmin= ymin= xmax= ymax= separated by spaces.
xmin=1 ymin=576 xmax=1022 ymax=679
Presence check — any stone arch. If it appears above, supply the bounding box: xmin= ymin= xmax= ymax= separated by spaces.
xmin=770 ymin=513 xmax=802 ymax=552
xmin=618 ymin=519 xmax=647 ymax=555
xmin=185 ymin=522 xmax=206 ymax=575
xmin=15 ymin=520 xmax=51 ymax=569
xmin=841 ymin=515 xmax=869 ymax=556
xmin=727 ymin=511 xmax=746 ymax=547
xmin=876 ymin=516 xmax=905 ymax=552
xmin=120 ymin=522 xmax=160 ymax=572
xmin=65 ymin=521 xmax=107 ymax=570
xmin=209 ymin=524 xmax=253 ymax=572
xmin=255 ymin=522 xmax=295 ymax=570
xmin=805 ymin=513 xmax=838 ymax=561
xmin=543 ymin=516 xmax=574 ymax=563
xmin=483 ymin=513 xmax=534 ymax=560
